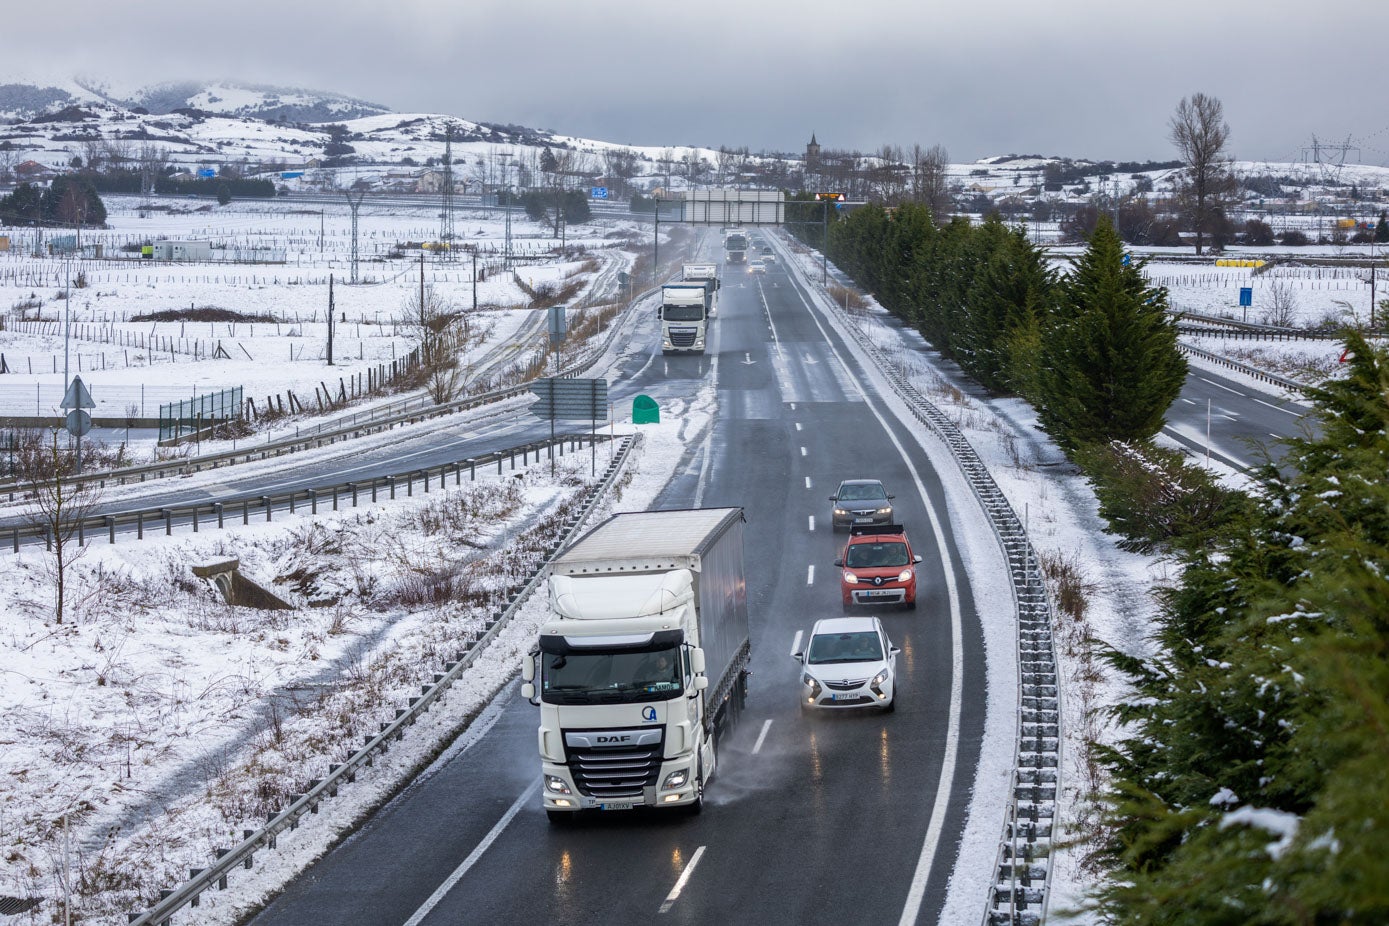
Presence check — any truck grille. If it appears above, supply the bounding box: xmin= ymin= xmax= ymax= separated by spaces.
xmin=564 ymin=730 xmax=665 ymax=799
xmin=669 ymin=329 xmax=697 ymax=347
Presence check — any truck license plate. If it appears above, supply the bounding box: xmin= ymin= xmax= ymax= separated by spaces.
xmin=599 ymin=802 xmax=634 ymax=811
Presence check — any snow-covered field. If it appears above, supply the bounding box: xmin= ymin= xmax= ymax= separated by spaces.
xmin=0 ymin=196 xmax=646 ymax=440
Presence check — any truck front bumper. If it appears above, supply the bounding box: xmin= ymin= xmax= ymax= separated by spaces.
xmin=541 ymin=757 xmax=698 ymax=812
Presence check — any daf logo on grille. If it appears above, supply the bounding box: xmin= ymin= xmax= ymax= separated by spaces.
xmin=596 ymin=735 xmax=631 ymax=744
xmin=873 ymin=576 xmax=884 ymax=586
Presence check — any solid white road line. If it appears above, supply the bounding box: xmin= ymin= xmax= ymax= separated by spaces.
xmin=807 ymin=564 xmax=815 ymax=585
xmin=658 ymin=845 xmax=707 ymax=914
xmin=790 ymin=629 xmax=803 ymax=656
xmin=782 ymin=261 xmax=967 ymax=926
xmin=752 ymin=719 xmax=774 ymax=755
xmin=808 ymin=515 xmax=816 ymax=532
xmin=401 ymin=783 xmax=537 ymax=926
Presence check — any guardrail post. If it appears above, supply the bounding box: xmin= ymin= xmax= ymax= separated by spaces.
xmin=422 ymin=470 xmax=429 ymax=494
xmin=162 ymin=509 xmax=172 ymax=535
xmin=371 ymin=479 xmax=378 ymax=503
xmin=468 ymin=459 xmax=476 ymax=481
xmin=406 ymin=473 xmax=413 ymax=497
xmin=349 ymin=482 xmax=358 ymax=506
xmin=262 ymin=496 xmax=272 ymax=522
xmin=388 ymin=476 xmax=396 ymax=500
xmin=290 ymin=492 xmax=296 ymax=513
xmin=105 ymin=516 xmax=115 ymax=544
xmin=242 ymin=500 xmax=249 ymax=525
xmin=442 ymin=467 xmax=448 ymax=490
xmin=309 ymin=489 xmax=318 ymax=514
xmin=192 ymin=507 xmax=199 ymax=533
xmin=510 ymin=450 xmax=516 ymax=471
xmin=12 ymin=528 xmax=18 ymax=554
xmin=497 ymin=455 xmax=502 ymax=476
xmin=215 ymin=502 xmax=224 ymax=529
xmin=78 ymin=519 xmax=85 ymax=546
xmin=332 ymin=486 xmax=339 ymax=510
xmin=136 ymin=512 xmax=145 ymax=539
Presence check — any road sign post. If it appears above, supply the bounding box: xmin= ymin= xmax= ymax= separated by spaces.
xmin=529 ymin=377 xmax=608 ymax=475
xmin=60 ymin=375 xmax=96 ymax=474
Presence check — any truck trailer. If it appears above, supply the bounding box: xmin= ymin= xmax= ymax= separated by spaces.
xmin=659 ymin=282 xmax=710 ymax=354
xmin=681 ymin=262 xmax=720 ymax=317
xmin=522 ymin=508 xmax=750 ymax=820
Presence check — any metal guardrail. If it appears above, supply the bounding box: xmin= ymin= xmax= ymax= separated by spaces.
xmin=4 ymin=432 xmax=613 ymax=552
xmin=791 ymin=249 xmax=1059 ymax=925
xmin=0 ymin=277 xmax=660 ymax=503
xmin=1178 ymin=342 xmax=1311 ymax=395
xmin=1173 ymin=308 xmax=1334 ymax=341
xmin=124 ymin=433 xmax=638 ymax=926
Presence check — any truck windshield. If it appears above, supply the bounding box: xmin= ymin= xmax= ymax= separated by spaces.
xmin=541 ymin=647 xmax=684 ymax=704
xmin=663 ymin=305 xmax=705 ymax=321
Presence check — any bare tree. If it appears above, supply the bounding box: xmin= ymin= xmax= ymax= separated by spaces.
xmin=136 ymin=144 xmax=170 ymax=197
xmin=20 ymin=429 xmax=103 ymax=625
xmin=911 ymin=144 xmax=953 ymax=220
xmin=399 ymin=285 xmax=467 ymax=403
xmin=1260 ymin=281 xmax=1300 ymax=327
xmin=1169 ymin=92 xmax=1238 ymax=255
xmin=604 ymin=147 xmax=640 ymax=198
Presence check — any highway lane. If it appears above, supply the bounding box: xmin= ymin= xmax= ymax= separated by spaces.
xmin=246 ymin=240 xmax=992 ymax=925
xmin=1162 ymin=366 xmax=1312 ymax=470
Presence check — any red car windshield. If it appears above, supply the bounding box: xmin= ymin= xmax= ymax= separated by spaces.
xmin=845 ymin=541 xmax=909 ymax=569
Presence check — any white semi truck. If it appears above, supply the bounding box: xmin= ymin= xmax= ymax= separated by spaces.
xmin=659 ymin=282 xmax=710 ymax=354
xmin=522 ymin=508 xmax=750 ymax=820
xmin=682 ymin=262 xmax=720 ymax=318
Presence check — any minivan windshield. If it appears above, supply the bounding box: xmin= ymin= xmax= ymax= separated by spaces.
xmin=807 ymin=631 xmax=883 ymax=665
xmin=845 ymin=542 xmax=909 ymax=569
xmin=541 ymin=647 xmax=683 ymax=704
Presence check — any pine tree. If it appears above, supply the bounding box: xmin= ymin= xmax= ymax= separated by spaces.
xmin=1376 ymin=209 xmax=1389 ymax=244
xmin=959 ymin=225 xmax=1057 ymax=393
xmin=1036 ymin=216 xmax=1186 ymax=451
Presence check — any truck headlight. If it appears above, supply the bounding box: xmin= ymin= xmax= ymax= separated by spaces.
xmin=843 ymin=571 xmax=859 ymax=584
xmin=545 ymin=775 xmax=572 ymax=795
xmin=662 ymin=769 xmax=689 ymax=790
xmin=897 ymin=568 xmax=914 ymax=583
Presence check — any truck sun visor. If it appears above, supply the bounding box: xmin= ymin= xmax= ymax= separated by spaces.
xmin=538 ymin=629 xmax=682 ymax=654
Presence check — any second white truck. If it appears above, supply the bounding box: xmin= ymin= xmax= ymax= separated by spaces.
xmin=522 ymin=508 xmax=750 ymax=820
xmin=659 ymin=282 xmax=710 ymax=354
xmin=681 ymin=262 xmax=720 ymax=318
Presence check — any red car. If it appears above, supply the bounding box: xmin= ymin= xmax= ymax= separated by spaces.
xmin=835 ymin=524 xmax=922 ymax=611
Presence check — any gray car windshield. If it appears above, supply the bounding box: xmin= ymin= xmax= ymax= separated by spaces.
xmin=846 ymin=542 xmax=909 ymax=569
xmin=838 ymin=484 xmax=886 ymax=501
xmin=663 ymin=305 xmax=705 ymax=321
xmin=541 ymin=647 xmax=682 ymax=704
xmin=808 ymin=632 xmax=883 ymax=665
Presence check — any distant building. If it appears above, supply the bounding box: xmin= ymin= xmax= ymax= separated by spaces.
xmin=152 ymin=240 xmax=212 ymax=261
xmin=14 ymin=160 xmax=55 ymax=184
xmin=805 ymin=133 xmax=820 ymax=166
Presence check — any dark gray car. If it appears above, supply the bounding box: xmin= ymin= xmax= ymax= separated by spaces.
xmin=829 ymin=479 xmax=894 ymax=531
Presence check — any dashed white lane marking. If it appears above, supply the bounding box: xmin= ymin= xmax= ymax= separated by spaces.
xmin=658 ymin=845 xmax=707 ymax=914
xmin=807 ymin=564 xmax=815 ymax=585
xmin=808 ymin=515 xmax=815 ymax=532
xmin=1181 ymin=398 xmax=1198 ymax=405
xmin=805 ymin=476 xmax=812 ymax=489
xmin=790 ymin=629 xmax=803 ymax=656
xmin=752 ymin=719 xmax=774 ymax=755
xmin=800 ymin=446 xmax=807 ymax=457
xmin=795 ymin=421 xmax=802 ymax=430
xmin=1199 ymin=376 xmax=1245 ymax=397
xmin=1253 ymin=396 xmax=1304 ymax=417
xmin=402 ymin=783 xmax=537 ymax=926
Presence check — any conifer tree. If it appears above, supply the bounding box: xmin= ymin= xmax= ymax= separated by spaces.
xmin=1036 ymin=216 xmax=1186 ymax=451
xmin=959 ymin=225 xmax=1057 ymax=392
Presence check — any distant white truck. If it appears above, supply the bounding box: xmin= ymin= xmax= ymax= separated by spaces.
xmin=659 ymin=282 xmax=710 ymax=354
xmin=681 ymin=262 xmax=720 ymax=318
xmin=522 ymin=508 xmax=750 ymax=820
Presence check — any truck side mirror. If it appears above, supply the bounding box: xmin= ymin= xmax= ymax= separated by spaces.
xmin=690 ymin=648 xmax=707 ymax=674
xmin=693 ymin=676 xmax=709 ymax=691
xmin=521 ymin=682 xmax=536 ymax=700
xmin=521 ymin=655 xmax=536 ymax=683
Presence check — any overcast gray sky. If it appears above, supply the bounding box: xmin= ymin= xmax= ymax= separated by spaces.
xmin=6 ymin=0 xmax=1388 ymax=164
